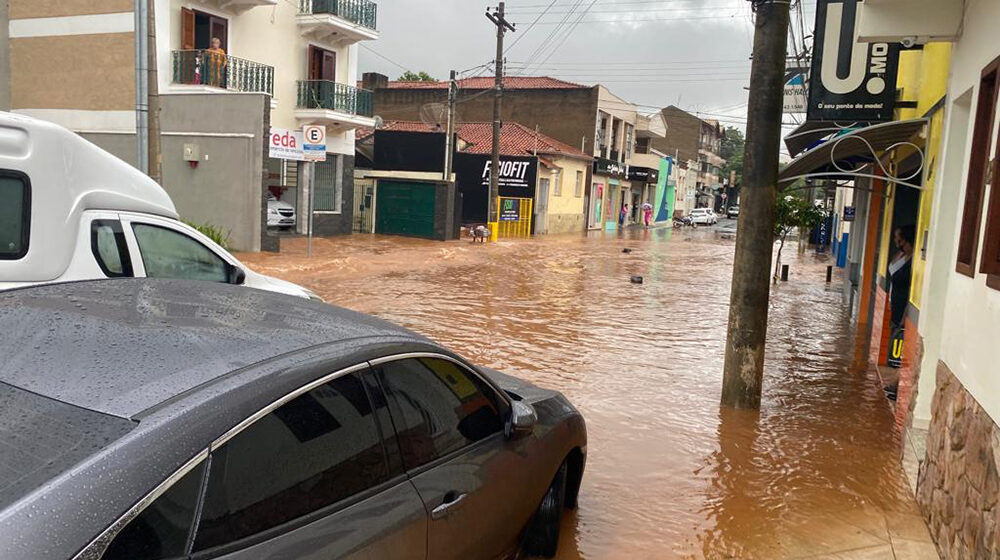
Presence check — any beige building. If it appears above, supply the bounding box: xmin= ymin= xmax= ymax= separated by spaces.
xmin=1 ymin=0 xmax=378 ymax=250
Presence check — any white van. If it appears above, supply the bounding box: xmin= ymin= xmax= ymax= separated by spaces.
xmin=0 ymin=112 xmax=319 ymax=300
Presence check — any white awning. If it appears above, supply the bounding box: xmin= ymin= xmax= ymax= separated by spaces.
xmin=857 ymin=0 xmax=963 ymax=44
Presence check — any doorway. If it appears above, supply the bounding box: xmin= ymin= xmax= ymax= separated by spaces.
xmin=181 ymin=8 xmax=228 ymax=51
xmin=535 ymin=178 xmax=550 ymax=234
xmin=308 ymin=46 xmax=336 ymax=81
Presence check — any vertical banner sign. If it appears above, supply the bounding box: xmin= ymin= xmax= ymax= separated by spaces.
xmin=784 ymin=67 xmax=809 ymax=114
xmin=302 ymin=125 xmax=327 ymax=162
xmin=807 ymin=0 xmax=900 ymax=122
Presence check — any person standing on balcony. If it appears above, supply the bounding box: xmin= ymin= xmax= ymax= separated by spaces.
xmin=205 ymin=37 xmax=227 ymax=88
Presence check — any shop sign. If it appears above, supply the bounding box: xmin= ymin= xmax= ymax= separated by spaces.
xmin=302 ymin=125 xmax=327 ymax=162
xmin=499 ymin=198 xmax=520 ymax=221
xmin=269 ymin=128 xmax=304 ymax=161
xmin=807 ymin=0 xmax=899 ymax=122
xmin=627 ymin=166 xmax=659 ymax=183
xmin=784 ymin=67 xmax=809 ymax=114
xmin=843 ymin=206 xmax=856 ymax=221
xmin=594 ymin=157 xmax=626 ymax=178
xmin=482 ymin=158 xmax=534 ymax=189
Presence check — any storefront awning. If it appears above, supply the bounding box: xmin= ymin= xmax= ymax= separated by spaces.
xmin=784 ymin=121 xmax=870 ymax=158
xmin=779 ymin=118 xmax=927 ymax=190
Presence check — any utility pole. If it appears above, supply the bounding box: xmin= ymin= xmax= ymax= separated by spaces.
xmin=485 ymin=3 xmax=514 ymax=241
xmin=147 ymin=0 xmax=162 ymax=184
xmin=720 ymin=0 xmax=789 ymax=409
xmin=443 ymin=70 xmax=457 ymax=181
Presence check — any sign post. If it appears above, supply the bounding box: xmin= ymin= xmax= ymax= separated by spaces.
xmin=301 ymin=125 xmax=326 ymax=258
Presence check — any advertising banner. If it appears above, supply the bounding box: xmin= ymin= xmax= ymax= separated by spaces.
xmin=269 ymin=128 xmax=304 ymax=161
xmin=843 ymin=206 xmax=856 ymax=221
xmin=454 ymin=153 xmax=538 ymax=224
xmin=807 ymin=0 xmax=899 ymax=122
xmin=784 ymin=66 xmax=809 ymax=114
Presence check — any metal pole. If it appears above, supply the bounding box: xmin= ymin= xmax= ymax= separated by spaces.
xmin=486 ymin=3 xmax=514 ymax=241
xmin=134 ymin=0 xmax=148 ymax=175
xmin=720 ymin=0 xmax=789 ymax=409
xmin=443 ymin=70 xmax=456 ymax=181
xmin=147 ymin=0 xmax=161 ymax=184
xmin=308 ymin=161 xmax=315 ymax=258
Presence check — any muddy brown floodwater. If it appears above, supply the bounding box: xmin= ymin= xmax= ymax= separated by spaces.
xmin=239 ymin=227 xmax=929 ymax=559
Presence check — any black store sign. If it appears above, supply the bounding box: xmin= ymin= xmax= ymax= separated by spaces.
xmin=628 ymin=166 xmax=659 ymax=184
xmin=454 ymin=153 xmax=538 ymax=223
xmin=808 ymin=0 xmax=899 ymax=122
xmin=594 ymin=157 xmax=626 ymax=178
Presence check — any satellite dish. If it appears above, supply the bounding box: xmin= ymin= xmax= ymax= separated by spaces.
xmin=373 ymin=115 xmax=384 ymax=129
xmin=419 ymin=103 xmax=448 ymax=131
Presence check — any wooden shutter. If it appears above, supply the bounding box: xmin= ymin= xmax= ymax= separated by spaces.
xmin=322 ymin=50 xmax=336 ymax=81
xmin=181 ymin=8 xmax=195 ymax=50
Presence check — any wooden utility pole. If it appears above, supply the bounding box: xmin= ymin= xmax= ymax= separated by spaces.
xmin=721 ymin=0 xmax=789 ymax=409
xmin=485 ymin=3 xmax=514 ymax=241
xmin=147 ymin=0 xmax=162 ymax=184
xmin=443 ymin=69 xmax=457 ymax=181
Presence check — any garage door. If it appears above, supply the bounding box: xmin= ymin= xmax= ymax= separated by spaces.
xmin=375 ymin=180 xmax=436 ymax=238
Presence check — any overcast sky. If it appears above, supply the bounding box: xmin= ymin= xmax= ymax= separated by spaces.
xmin=359 ymin=0 xmax=817 ymax=142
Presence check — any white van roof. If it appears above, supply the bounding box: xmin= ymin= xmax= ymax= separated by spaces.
xmin=0 ymin=112 xmax=177 ymax=282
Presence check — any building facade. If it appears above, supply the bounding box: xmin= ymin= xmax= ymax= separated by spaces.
xmin=651 ymin=106 xmax=726 ymax=210
xmin=367 ymin=75 xmax=663 ymax=233
xmin=1 ymin=0 xmax=377 ymax=250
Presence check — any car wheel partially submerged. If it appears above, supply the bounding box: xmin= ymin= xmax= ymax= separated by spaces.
xmin=523 ymin=461 xmax=567 ymax=557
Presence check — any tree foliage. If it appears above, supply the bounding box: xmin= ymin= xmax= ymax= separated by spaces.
xmin=720 ymin=127 xmax=745 ymax=187
xmin=772 ymin=194 xmax=827 ymax=281
xmin=398 ymin=71 xmax=437 ymax=82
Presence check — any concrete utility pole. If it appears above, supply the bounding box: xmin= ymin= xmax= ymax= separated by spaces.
xmin=720 ymin=0 xmax=789 ymax=409
xmin=485 ymin=3 xmax=514 ymax=241
xmin=443 ymin=70 xmax=457 ymax=181
xmin=147 ymin=0 xmax=162 ymax=184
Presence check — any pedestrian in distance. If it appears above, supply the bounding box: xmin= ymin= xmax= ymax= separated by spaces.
xmin=620 ymin=203 xmax=629 ymax=227
xmin=205 ymin=37 xmax=227 ymax=88
xmin=643 ymin=204 xmax=653 ymax=228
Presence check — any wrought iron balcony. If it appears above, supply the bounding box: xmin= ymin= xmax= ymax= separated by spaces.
xmin=171 ymin=50 xmax=274 ymax=96
xmin=300 ymin=0 xmax=377 ymax=30
xmin=297 ymin=81 xmax=373 ymax=117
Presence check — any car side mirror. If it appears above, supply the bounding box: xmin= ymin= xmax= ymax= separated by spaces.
xmin=505 ymin=400 xmax=537 ymax=440
xmin=229 ymin=265 xmax=246 ymax=285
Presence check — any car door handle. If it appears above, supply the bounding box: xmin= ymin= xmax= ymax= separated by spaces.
xmin=430 ymin=492 xmax=468 ymax=520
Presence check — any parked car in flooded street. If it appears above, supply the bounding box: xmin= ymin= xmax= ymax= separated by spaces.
xmin=0 ymin=279 xmax=587 ymax=560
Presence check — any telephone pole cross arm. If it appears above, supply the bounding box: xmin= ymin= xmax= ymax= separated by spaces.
xmin=485 ymin=3 xmax=515 ymax=241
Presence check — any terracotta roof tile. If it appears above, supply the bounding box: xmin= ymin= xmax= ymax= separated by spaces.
xmin=384 ymin=76 xmax=588 ymax=90
xmin=355 ymin=120 xmax=591 ymax=160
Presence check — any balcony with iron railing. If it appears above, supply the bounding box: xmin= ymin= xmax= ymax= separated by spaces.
xmin=297 ymin=0 xmax=379 ymax=43
xmin=295 ymin=81 xmax=375 ymax=127
xmin=171 ymin=50 xmax=274 ymax=96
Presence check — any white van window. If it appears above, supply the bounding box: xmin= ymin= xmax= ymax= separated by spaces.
xmin=0 ymin=172 xmax=30 ymax=260
xmin=132 ymin=223 xmax=229 ymax=283
xmin=91 ymin=220 xmax=133 ymax=278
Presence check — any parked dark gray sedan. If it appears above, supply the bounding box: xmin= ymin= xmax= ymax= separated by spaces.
xmin=0 ymin=280 xmax=586 ymax=560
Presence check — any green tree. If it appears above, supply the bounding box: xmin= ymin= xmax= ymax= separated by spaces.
xmin=773 ymin=194 xmax=826 ymax=281
xmin=720 ymin=126 xmax=745 ymax=187
xmin=398 ymin=71 xmax=437 ymax=82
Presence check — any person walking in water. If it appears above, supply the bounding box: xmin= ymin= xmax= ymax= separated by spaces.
xmin=643 ymin=204 xmax=653 ymax=228
xmin=619 ymin=203 xmax=629 ymax=227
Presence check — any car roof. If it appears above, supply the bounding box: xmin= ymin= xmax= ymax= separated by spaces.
xmin=0 ymin=279 xmax=421 ymax=419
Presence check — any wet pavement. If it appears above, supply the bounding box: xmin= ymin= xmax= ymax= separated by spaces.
xmin=239 ymin=223 xmax=938 ymax=559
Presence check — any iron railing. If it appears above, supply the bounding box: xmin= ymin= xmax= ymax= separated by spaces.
xmin=171 ymin=50 xmax=274 ymax=96
xmin=300 ymin=0 xmax=377 ymax=30
xmin=297 ymin=81 xmax=374 ymax=117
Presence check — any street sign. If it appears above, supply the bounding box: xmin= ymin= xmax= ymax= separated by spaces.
xmin=269 ymin=128 xmax=304 ymax=161
xmin=843 ymin=206 xmax=856 ymax=221
xmin=302 ymin=125 xmax=327 ymax=162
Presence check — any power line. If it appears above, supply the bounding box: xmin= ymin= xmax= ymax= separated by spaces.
xmin=504 ymin=0 xmax=559 ymax=54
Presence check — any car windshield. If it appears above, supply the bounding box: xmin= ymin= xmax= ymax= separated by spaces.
xmin=0 ymin=382 xmax=135 ymax=512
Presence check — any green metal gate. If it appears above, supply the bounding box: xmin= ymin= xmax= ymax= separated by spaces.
xmin=375 ymin=180 xmax=436 ymax=238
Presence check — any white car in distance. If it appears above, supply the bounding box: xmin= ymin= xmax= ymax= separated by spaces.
xmin=688 ymin=208 xmax=717 ymax=226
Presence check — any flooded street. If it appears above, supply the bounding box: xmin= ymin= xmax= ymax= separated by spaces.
xmin=239 ymin=226 xmax=934 ymax=559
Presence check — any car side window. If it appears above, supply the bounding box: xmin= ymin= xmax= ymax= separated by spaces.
xmin=0 ymin=171 xmax=30 ymax=260
xmin=192 ymin=373 xmax=387 ymax=552
xmin=91 ymin=220 xmax=133 ymax=277
xmin=131 ymin=223 xmax=229 ymax=283
xmin=376 ymin=358 xmax=504 ymax=471
xmin=102 ymin=461 xmax=207 ymax=560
